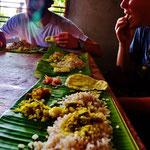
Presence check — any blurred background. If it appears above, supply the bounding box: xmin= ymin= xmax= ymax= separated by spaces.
xmin=0 ymin=0 xmax=123 ymax=74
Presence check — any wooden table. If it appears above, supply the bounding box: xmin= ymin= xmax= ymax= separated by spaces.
xmin=0 ymin=51 xmax=146 ymax=150
xmin=0 ymin=52 xmax=43 ymax=115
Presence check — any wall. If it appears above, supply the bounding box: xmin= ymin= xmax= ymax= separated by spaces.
xmin=66 ymin=0 xmax=124 ymax=73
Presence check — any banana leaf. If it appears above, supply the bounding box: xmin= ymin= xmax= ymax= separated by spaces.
xmin=0 ymin=47 xmax=46 ymax=54
xmin=0 ymin=76 xmax=140 ymax=150
xmin=34 ymin=46 xmax=91 ymax=77
xmin=0 ymin=46 xmax=46 ymax=54
xmin=102 ymin=91 xmax=139 ymax=150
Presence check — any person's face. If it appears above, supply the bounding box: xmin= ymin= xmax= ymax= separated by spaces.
xmin=25 ymin=0 xmax=48 ymax=21
xmin=121 ymin=0 xmax=150 ymax=28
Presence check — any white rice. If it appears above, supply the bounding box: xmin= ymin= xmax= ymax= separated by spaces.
xmin=18 ymin=144 xmax=25 ymax=148
xmin=32 ymin=134 xmax=39 ymax=140
xmin=55 ymin=53 xmax=85 ymax=70
xmin=29 ymin=92 xmax=113 ymax=150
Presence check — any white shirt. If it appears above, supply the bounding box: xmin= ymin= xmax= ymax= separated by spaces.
xmin=1 ymin=12 xmax=87 ymax=47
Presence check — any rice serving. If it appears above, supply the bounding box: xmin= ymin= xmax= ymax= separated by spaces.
xmin=29 ymin=92 xmax=113 ymax=150
xmin=50 ymin=53 xmax=85 ymax=72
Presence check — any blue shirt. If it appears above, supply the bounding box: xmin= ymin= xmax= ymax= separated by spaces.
xmin=130 ymin=27 xmax=150 ymax=79
xmin=130 ymin=27 xmax=150 ymax=67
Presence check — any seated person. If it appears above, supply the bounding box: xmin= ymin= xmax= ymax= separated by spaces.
xmin=0 ymin=0 xmax=102 ymax=56
xmin=108 ymin=1 xmax=150 ymax=148
xmin=105 ymin=0 xmax=150 ymax=99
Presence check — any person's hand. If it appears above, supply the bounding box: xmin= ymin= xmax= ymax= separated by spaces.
xmin=115 ymin=15 xmax=133 ymax=46
xmin=53 ymin=32 xmax=78 ymax=49
xmin=0 ymin=31 xmax=6 ymax=48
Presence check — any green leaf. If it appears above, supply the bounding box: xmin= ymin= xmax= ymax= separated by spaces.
xmin=101 ymin=91 xmax=139 ymax=150
xmin=0 ymin=48 xmax=45 ymax=54
xmin=0 ymin=46 xmax=140 ymax=149
xmin=34 ymin=45 xmax=91 ymax=77
xmin=0 ymin=75 xmax=140 ymax=150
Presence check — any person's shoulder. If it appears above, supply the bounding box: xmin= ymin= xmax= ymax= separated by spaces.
xmin=8 ymin=13 xmax=25 ymax=22
xmin=133 ymin=27 xmax=150 ymax=40
xmin=11 ymin=13 xmax=25 ymax=19
xmin=51 ymin=11 xmax=71 ymax=24
xmin=4 ymin=13 xmax=26 ymax=28
xmin=136 ymin=27 xmax=150 ymax=33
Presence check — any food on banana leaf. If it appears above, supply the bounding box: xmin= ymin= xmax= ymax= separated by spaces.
xmin=18 ymin=144 xmax=25 ymax=149
xmin=51 ymin=65 xmax=71 ymax=72
xmin=6 ymin=40 xmax=38 ymax=51
xmin=32 ymin=134 xmax=39 ymax=140
xmin=42 ymin=75 xmax=62 ymax=89
xmin=29 ymin=92 xmax=112 ymax=150
xmin=13 ymin=99 xmax=64 ymax=122
xmin=90 ymin=90 xmax=102 ymax=98
xmin=50 ymin=53 xmax=85 ymax=72
xmin=44 ymin=52 xmax=64 ymax=62
xmin=65 ymin=74 xmax=108 ymax=91
xmin=26 ymin=86 xmax=51 ymax=100
xmin=45 ymin=36 xmax=57 ymax=44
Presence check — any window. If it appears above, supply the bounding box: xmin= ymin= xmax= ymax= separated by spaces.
xmin=50 ymin=0 xmax=66 ymax=16
xmin=0 ymin=0 xmax=66 ymax=27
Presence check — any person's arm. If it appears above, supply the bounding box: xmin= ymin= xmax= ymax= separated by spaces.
xmin=53 ymin=32 xmax=103 ymax=56
xmin=117 ymin=42 xmax=134 ymax=72
xmin=81 ymin=38 xmax=103 ymax=56
xmin=115 ymin=15 xmax=134 ymax=72
xmin=0 ymin=31 xmax=6 ymax=48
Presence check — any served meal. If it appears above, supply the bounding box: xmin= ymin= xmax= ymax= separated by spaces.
xmin=0 ymin=40 xmax=138 ymax=150
xmin=12 ymin=73 xmax=112 ymax=149
xmin=6 ymin=40 xmax=38 ymax=51
xmin=51 ymin=53 xmax=85 ymax=72
xmin=25 ymin=86 xmax=51 ymax=100
xmin=65 ymin=74 xmax=108 ymax=91
xmin=45 ymin=51 xmax=64 ymax=62
xmin=24 ymin=92 xmax=113 ymax=150
xmin=42 ymin=75 xmax=62 ymax=89
xmin=44 ymin=52 xmax=86 ymax=72
xmin=14 ymin=98 xmax=52 ymax=122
